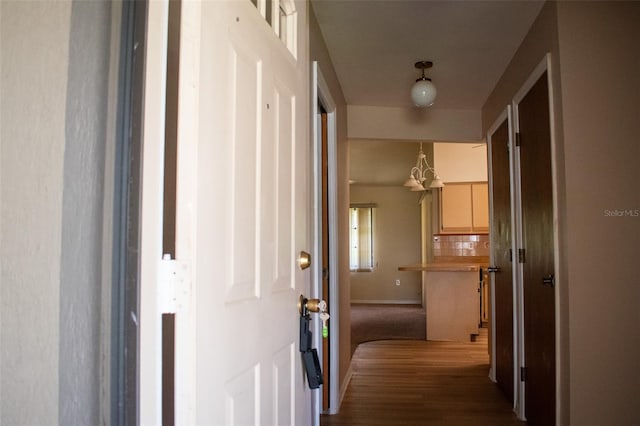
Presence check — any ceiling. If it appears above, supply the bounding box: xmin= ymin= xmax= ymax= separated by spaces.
xmin=311 ymin=0 xmax=545 ymax=110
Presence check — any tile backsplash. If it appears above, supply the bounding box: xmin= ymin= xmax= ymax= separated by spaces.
xmin=433 ymin=234 xmax=490 ymax=258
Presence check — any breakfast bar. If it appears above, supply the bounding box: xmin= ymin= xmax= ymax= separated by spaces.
xmin=398 ymin=262 xmax=486 ymax=342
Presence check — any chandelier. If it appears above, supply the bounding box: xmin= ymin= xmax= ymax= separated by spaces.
xmin=403 ymin=143 xmax=444 ymax=191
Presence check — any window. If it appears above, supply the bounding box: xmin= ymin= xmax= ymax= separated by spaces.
xmin=349 ymin=204 xmax=376 ymax=272
xmin=275 ymin=1 xmax=296 ymax=56
xmin=248 ymin=0 xmax=297 ymax=57
xmin=278 ymin=6 xmax=288 ymax=44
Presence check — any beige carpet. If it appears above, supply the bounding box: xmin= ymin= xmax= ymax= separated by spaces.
xmin=350 ymin=303 xmax=426 ymax=355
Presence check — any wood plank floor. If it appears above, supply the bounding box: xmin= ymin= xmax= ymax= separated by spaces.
xmin=321 ymin=330 xmax=524 ymax=425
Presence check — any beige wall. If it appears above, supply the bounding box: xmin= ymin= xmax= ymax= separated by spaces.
xmin=350 ymin=139 xmax=430 ymax=186
xmin=434 ymin=142 xmax=488 ymax=183
xmin=348 ymin=105 xmax=482 ymax=142
xmin=350 ymin=186 xmax=423 ymax=303
xmin=309 ymin=3 xmax=353 ymax=404
xmin=483 ymin=2 xmax=640 ymax=424
xmin=556 ymin=3 xmax=640 ymax=424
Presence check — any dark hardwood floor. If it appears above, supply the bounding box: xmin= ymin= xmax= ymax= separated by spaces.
xmin=321 ymin=329 xmax=524 ymax=425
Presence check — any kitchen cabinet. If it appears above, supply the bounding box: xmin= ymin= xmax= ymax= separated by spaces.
xmin=425 ymin=270 xmax=480 ymax=341
xmin=439 ymin=182 xmax=488 ymax=233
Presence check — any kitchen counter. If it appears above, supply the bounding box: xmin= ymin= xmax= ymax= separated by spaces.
xmin=398 ymin=262 xmax=487 ymax=272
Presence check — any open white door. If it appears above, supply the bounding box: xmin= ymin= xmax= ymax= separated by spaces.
xmin=140 ymin=0 xmax=313 ymax=424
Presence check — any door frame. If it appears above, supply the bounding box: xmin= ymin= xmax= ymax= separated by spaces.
xmin=311 ymin=62 xmax=340 ymax=415
xmin=139 ymin=1 xmax=170 ymax=423
xmin=486 ymin=105 xmax=517 ymax=409
xmin=109 ymin=0 xmax=147 ymax=423
xmin=511 ymin=53 xmax=562 ymax=423
xmin=138 ymin=3 xmax=201 ymax=423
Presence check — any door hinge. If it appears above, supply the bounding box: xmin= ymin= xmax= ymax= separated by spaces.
xmin=322 ymin=267 xmax=330 ymax=280
xmin=520 ymin=366 xmax=528 ymax=382
xmin=518 ymin=248 xmax=526 ymax=263
xmin=543 ymin=274 xmax=556 ymax=287
xmin=509 ymin=248 xmax=513 ymax=262
xmin=159 ymin=256 xmax=191 ymax=314
xmin=515 ymin=132 xmax=521 ymax=147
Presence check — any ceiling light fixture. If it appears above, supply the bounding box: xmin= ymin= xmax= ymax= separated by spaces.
xmin=411 ymin=61 xmax=437 ymax=107
xmin=403 ymin=143 xmax=444 ymax=191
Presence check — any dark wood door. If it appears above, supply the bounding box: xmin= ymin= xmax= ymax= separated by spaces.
xmin=518 ymin=72 xmax=556 ymax=425
xmin=489 ymin=117 xmax=514 ymax=403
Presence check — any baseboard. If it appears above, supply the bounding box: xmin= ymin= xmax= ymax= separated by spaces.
xmin=351 ymin=299 xmax=422 ymax=305
xmin=488 ymin=367 xmax=496 ymax=383
xmin=338 ymin=362 xmax=353 ymax=412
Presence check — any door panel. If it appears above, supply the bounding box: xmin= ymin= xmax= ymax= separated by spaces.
xmin=518 ymin=72 xmax=556 ymax=425
xmin=184 ymin=1 xmax=310 ymax=424
xmin=227 ymin=34 xmax=261 ymax=302
xmin=489 ymin=117 xmax=514 ymax=403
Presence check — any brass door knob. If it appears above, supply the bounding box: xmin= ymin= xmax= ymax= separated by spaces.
xmin=298 ymin=294 xmax=327 ymax=315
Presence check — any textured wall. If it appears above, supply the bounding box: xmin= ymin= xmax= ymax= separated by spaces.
xmin=59 ymin=1 xmax=112 ymax=424
xmin=1 ymin=1 xmax=113 ymax=424
xmin=1 ymin=2 xmax=71 ymax=423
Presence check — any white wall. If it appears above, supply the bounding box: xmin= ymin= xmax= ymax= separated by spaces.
xmin=1 ymin=2 xmax=114 ymax=424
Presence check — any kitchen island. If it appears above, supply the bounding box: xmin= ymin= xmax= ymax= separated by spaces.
xmin=398 ymin=262 xmax=486 ymax=342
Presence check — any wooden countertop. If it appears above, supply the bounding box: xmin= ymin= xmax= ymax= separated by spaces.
xmin=398 ymin=262 xmax=488 ymax=272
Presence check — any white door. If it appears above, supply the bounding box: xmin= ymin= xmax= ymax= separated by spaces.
xmin=140 ymin=0 xmax=313 ymax=425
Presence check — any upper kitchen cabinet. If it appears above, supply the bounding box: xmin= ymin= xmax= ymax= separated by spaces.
xmin=440 ymin=182 xmax=489 ymax=233
xmin=471 ymin=182 xmax=489 ymax=230
xmin=434 ymin=143 xmax=489 ymax=234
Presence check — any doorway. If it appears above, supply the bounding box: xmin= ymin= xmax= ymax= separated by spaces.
xmin=313 ymin=62 xmax=340 ymax=415
xmin=344 ymin=139 xmax=492 ymax=379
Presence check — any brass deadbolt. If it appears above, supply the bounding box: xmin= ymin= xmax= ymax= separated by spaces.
xmin=298 ymin=251 xmax=312 ymax=270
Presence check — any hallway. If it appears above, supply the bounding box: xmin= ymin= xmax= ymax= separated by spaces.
xmin=321 ymin=330 xmax=523 ymax=425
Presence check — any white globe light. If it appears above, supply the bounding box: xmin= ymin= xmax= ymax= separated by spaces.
xmin=411 ymin=78 xmax=437 ymax=107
